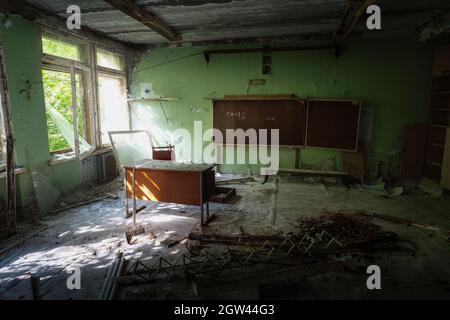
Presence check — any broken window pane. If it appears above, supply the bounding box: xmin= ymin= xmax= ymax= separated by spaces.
xmin=42 ymin=69 xmax=90 ymax=155
xmin=96 ymin=47 xmax=125 ymax=71
xmin=98 ymin=74 xmax=129 ymax=145
xmin=109 ymin=131 xmax=153 ymax=167
xmin=42 ymin=34 xmax=82 ymax=61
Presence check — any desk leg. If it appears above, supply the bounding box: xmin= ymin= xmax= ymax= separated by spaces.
xmin=132 ymin=167 xmax=137 ymax=228
xmin=123 ymin=172 xmax=129 ymax=218
xmin=199 ymin=172 xmax=204 ymax=233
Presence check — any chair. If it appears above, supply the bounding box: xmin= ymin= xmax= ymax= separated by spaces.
xmin=152 ymin=145 xmax=175 ymax=161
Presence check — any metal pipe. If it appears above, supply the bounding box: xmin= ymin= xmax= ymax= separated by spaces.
xmin=100 ymin=251 xmax=123 ymax=300
xmin=99 ymin=258 xmax=117 ymax=300
xmin=108 ymin=257 xmax=125 ymax=300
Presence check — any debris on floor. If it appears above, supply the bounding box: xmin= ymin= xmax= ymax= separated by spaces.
xmin=115 ymin=212 xmax=417 ymax=299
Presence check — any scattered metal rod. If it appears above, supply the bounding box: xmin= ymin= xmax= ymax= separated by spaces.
xmin=99 ymin=251 xmax=123 ymax=300
xmin=122 ymin=229 xmax=344 ymax=285
xmin=99 ymin=258 xmax=116 ymax=299
xmin=109 ymin=257 xmax=126 ymax=300
xmin=123 ymin=235 xmax=366 ymax=285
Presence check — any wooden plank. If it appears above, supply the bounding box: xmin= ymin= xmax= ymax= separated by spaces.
xmin=104 ymin=0 xmax=181 ymax=42
xmin=440 ymin=128 xmax=450 ymax=190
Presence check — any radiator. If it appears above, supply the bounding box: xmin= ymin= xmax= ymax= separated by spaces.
xmin=80 ymin=156 xmax=97 ymax=183
xmin=80 ymin=151 xmax=119 ymax=183
xmin=96 ymin=151 xmax=119 ymax=183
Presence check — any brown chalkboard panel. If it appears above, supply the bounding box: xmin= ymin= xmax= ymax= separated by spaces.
xmin=306 ymin=99 xmax=361 ymax=151
xmin=213 ymin=98 xmax=306 ymax=146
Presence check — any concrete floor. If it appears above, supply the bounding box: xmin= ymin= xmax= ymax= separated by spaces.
xmin=1 ymin=175 xmax=449 ymax=300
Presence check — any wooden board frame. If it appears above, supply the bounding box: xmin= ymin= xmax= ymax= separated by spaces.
xmin=212 ymin=97 xmax=306 ymax=147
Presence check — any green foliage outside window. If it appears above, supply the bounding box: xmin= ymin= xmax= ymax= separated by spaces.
xmin=42 ymin=69 xmax=84 ymax=152
xmin=42 ymin=34 xmax=81 ymax=61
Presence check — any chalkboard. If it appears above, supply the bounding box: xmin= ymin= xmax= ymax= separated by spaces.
xmin=306 ymin=99 xmax=361 ymax=151
xmin=213 ymin=98 xmax=306 ymax=146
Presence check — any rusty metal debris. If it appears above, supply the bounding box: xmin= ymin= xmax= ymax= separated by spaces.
xmin=121 ymin=229 xmax=344 ymax=285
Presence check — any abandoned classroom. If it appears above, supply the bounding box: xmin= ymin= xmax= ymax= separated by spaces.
xmin=0 ymin=0 xmax=450 ymax=301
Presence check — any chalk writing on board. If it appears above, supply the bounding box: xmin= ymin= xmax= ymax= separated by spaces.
xmin=266 ymin=116 xmax=275 ymax=121
xmin=226 ymin=111 xmax=246 ymax=120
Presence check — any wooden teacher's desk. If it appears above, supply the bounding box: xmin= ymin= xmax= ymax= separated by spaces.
xmin=123 ymin=160 xmax=216 ymax=231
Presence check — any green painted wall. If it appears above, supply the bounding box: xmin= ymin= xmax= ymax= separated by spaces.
xmin=129 ymin=35 xmax=432 ymax=177
xmin=0 ymin=15 xmax=83 ymax=220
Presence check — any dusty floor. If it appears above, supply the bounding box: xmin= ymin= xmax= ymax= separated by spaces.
xmin=1 ymin=175 xmax=449 ymax=300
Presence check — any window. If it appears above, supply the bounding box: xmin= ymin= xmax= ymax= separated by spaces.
xmin=96 ymin=47 xmax=125 ymax=71
xmin=42 ymin=69 xmax=88 ymax=154
xmin=41 ymin=33 xmax=93 ymax=159
xmin=96 ymin=47 xmax=128 ymax=146
xmin=41 ymin=31 xmax=129 ymax=157
xmin=97 ymin=74 xmax=129 ymax=145
xmin=42 ymin=33 xmax=82 ymax=61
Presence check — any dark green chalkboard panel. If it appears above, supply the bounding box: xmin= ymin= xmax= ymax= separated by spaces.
xmin=306 ymin=99 xmax=361 ymax=151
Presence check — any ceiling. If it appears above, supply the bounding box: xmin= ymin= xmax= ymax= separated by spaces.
xmin=19 ymin=0 xmax=450 ymax=46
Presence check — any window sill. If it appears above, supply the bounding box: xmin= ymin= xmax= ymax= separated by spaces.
xmin=48 ymin=153 xmax=77 ymax=166
xmin=90 ymin=146 xmax=113 ymax=156
xmin=47 ymin=147 xmax=113 ymax=166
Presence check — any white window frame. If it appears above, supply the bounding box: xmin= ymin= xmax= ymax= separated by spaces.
xmin=94 ymin=44 xmax=129 ymax=147
xmin=40 ymin=29 xmax=129 ymax=158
